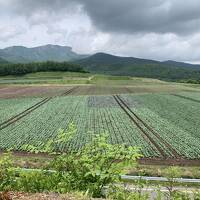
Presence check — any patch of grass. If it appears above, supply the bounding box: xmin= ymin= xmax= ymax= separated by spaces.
xmin=92 ymin=74 xmax=132 ymax=80
xmin=0 ymin=79 xmax=91 ymax=85
xmin=0 ymin=71 xmax=93 ymax=84
xmin=24 ymin=71 xmax=91 ymax=79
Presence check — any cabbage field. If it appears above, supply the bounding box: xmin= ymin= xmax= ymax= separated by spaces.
xmin=1 ymin=91 xmax=200 ymax=160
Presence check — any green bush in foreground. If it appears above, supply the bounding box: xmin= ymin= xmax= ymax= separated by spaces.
xmin=1 ymin=123 xmax=142 ymax=198
xmin=0 ymin=153 xmax=15 ymax=191
xmin=49 ymin=134 xmax=141 ymax=197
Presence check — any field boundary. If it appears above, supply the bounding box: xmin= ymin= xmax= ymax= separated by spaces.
xmin=139 ymin=157 xmax=200 ymax=166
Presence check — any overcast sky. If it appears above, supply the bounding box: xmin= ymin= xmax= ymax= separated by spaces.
xmin=1 ymin=0 xmax=200 ymax=63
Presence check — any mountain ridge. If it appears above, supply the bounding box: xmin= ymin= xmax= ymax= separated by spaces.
xmin=0 ymin=44 xmax=88 ymax=63
xmin=1 ymin=45 xmax=200 ymax=81
xmin=76 ymin=52 xmax=200 ymax=80
xmin=0 ymin=57 xmax=8 ymax=64
xmin=78 ymin=52 xmax=200 ymax=68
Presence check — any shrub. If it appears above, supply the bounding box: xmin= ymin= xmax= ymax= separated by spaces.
xmin=49 ymin=133 xmax=141 ymax=197
xmin=0 ymin=152 xmax=15 ymax=191
xmin=1 ymin=124 xmax=141 ymax=198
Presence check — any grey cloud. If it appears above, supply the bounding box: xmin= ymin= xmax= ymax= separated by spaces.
xmin=7 ymin=0 xmax=200 ymax=35
xmin=11 ymin=0 xmax=77 ymax=15
xmin=96 ymin=32 xmax=200 ymax=62
xmin=1 ymin=0 xmax=200 ymax=62
xmin=0 ymin=26 xmax=25 ymax=42
xmin=4 ymin=0 xmax=81 ymax=26
xmin=78 ymin=0 xmax=200 ymax=35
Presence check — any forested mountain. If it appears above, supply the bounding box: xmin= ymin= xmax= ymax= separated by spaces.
xmin=1 ymin=46 xmax=200 ymax=81
xmin=0 ymin=57 xmax=8 ymax=64
xmin=0 ymin=45 xmax=88 ymax=63
xmin=77 ymin=53 xmax=200 ymax=81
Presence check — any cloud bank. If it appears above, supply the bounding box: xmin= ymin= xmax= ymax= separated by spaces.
xmin=1 ymin=0 xmax=200 ymax=62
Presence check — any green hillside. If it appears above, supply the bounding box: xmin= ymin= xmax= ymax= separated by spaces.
xmin=77 ymin=53 xmax=200 ymax=81
xmin=0 ymin=57 xmax=8 ymax=64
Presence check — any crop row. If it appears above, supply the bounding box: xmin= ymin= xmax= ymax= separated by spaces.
xmin=0 ymin=95 xmax=159 ymax=157
xmin=0 ymin=97 xmax=41 ymax=124
xmin=123 ymin=93 xmax=200 ymax=159
xmin=114 ymin=95 xmax=177 ymax=158
xmin=1 ymin=92 xmax=200 ymax=159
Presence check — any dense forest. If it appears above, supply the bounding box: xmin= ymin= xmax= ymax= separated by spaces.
xmin=0 ymin=61 xmax=87 ymax=76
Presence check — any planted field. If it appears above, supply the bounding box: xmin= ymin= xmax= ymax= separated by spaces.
xmin=0 ymin=91 xmax=200 ymax=161
xmin=0 ymin=95 xmax=157 ymax=157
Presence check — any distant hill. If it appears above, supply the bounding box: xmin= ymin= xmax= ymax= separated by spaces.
xmin=1 ymin=45 xmax=200 ymax=81
xmin=78 ymin=52 xmax=159 ymax=66
xmin=0 ymin=57 xmax=8 ymax=64
xmin=0 ymin=45 xmax=88 ymax=63
xmin=162 ymin=60 xmax=200 ymax=69
xmin=77 ymin=53 xmax=200 ymax=81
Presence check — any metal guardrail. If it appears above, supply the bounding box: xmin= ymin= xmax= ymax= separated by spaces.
xmin=121 ymin=175 xmax=200 ymax=183
xmin=16 ymin=168 xmax=200 ymax=184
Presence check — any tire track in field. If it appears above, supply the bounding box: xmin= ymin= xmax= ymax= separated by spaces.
xmin=61 ymin=86 xmax=79 ymax=96
xmin=0 ymin=98 xmax=48 ymax=127
xmin=115 ymin=95 xmax=181 ymax=159
xmin=0 ymin=97 xmax=52 ymax=130
xmin=0 ymin=87 xmax=79 ymax=131
xmin=113 ymin=95 xmax=166 ymax=158
xmin=171 ymin=94 xmax=200 ymax=104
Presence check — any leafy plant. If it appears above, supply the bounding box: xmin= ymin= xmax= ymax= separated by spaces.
xmin=0 ymin=123 xmax=143 ymax=198
xmin=164 ymin=166 xmax=181 ymax=199
xmin=50 ymin=132 xmax=141 ymax=197
xmin=0 ymin=152 xmax=15 ymax=191
xmin=106 ymin=185 xmax=149 ymax=200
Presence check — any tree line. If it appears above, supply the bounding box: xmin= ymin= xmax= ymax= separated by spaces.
xmin=0 ymin=61 xmax=87 ymax=76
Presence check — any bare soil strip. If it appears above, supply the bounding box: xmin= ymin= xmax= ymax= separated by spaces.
xmin=139 ymin=157 xmax=200 ymax=166
xmin=113 ymin=95 xmax=166 ymax=158
xmin=116 ymin=95 xmax=181 ymax=159
xmin=0 ymin=150 xmax=199 ymax=166
xmin=0 ymin=85 xmax=75 ymax=99
xmin=172 ymin=94 xmax=200 ymax=104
